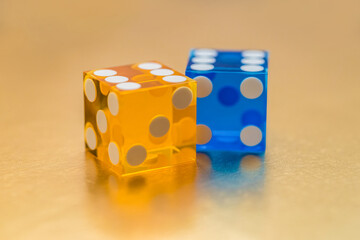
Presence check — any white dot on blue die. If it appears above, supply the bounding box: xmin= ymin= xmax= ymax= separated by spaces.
xmin=240 ymin=77 xmax=263 ymax=99
xmin=240 ymin=126 xmax=262 ymax=146
xmin=190 ymin=64 xmax=214 ymax=71
xmin=241 ymin=58 xmax=265 ymax=65
xmin=240 ymin=65 xmax=264 ymax=72
xmin=242 ymin=50 xmax=265 ymax=58
xmin=192 ymin=57 xmax=216 ymax=64
xmin=194 ymin=49 xmax=218 ymax=57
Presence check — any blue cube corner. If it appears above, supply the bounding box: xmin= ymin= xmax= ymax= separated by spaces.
xmin=185 ymin=48 xmax=268 ymax=153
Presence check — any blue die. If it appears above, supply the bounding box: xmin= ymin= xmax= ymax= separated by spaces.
xmin=185 ymin=49 xmax=268 ymax=153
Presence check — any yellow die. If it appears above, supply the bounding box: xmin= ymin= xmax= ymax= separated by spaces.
xmin=84 ymin=61 xmax=197 ymax=176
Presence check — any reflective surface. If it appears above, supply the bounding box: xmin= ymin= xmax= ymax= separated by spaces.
xmin=1 ymin=0 xmax=360 ymax=239
xmin=85 ymin=152 xmax=264 ymax=239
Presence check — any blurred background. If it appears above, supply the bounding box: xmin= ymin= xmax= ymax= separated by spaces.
xmin=1 ymin=0 xmax=360 ymax=239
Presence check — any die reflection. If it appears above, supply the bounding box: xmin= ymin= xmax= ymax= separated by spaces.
xmin=85 ymin=152 xmax=197 ymax=237
xmin=196 ymin=151 xmax=265 ymax=193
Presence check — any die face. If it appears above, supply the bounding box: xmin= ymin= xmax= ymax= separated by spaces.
xmin=186 ymin=49 xmax=269 ymax=73
xmin=185 ymin=49 xmax=268 ymax=153
xmin=108 ymin=82 xmax=197 ymax=175
xmin=84 ymin=62 xmax=197 ymax=176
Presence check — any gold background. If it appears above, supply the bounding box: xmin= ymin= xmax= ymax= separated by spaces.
xmin=1 ymin=0 xmax=360 ymax=239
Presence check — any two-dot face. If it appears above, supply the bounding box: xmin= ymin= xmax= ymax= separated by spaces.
xmin=84 ymin=61 xmax=197 ymax=175
xmin=185 ymin=49 xmax=268 ymax=152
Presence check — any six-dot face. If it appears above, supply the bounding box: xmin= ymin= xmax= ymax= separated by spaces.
xmin=186 ymin=48 xmax=268 ymax=153
xmin=187 ymin=48 xmax=268 ymax=73
xmin=84 ymin=61 xmax=196 ymax=175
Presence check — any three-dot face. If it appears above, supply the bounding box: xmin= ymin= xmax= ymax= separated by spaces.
xmin=185 ymin=49 xmax=268 ymax=153
xmin=84 ymin=61 xmax=196 ymax=175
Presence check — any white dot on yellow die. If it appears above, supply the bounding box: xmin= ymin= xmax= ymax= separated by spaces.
xmin=149 ymin=116 xmax=170 ymax=138
xmin=194 ymin=76 xmax=213 ymax=98
xmin=172 ymin=87 xmax=193 ymax=110
xmin=138 ymin=62 xmax=162 ymax=70
xmin=108 ymin=92 xmax=119 ymax=116
xmin=84 ymin=79 xmax=96 ymax=102
xmin=150 ymin=69 xmax=174 ymax=76
xmin=96 ymin=110 xmax=107 ymax=133
xmin=240 ymin=126 xmax=262 ymax=146
xmin=126 ymin=145 xmax=147 ymax=166
xmin=116 ymin=82 xmax=141 ymax=90
xmin=163 ymin=75 xmax=187 ymax=83
xmin=105 ymin=76 xmax=129 ymax=83
xmin=85 ymin=126 xmax=97 ymax=150
xmin=93 ymin=69 xmax=117 ymax=77
xmin=108 ymin=142 xmax=120 ymax=165
xmin=196 ymin=124 xmax=212 ymax=145
xmin=240 ymin=77 xmax=263 ymax=99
